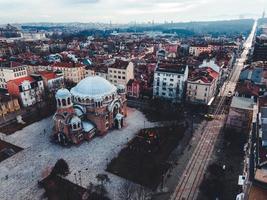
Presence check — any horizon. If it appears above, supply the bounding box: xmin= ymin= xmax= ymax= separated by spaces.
xmin=0 ymin=17 xmax=259 ymax=26
xmin=0 ymin=0 xmax=265 ymax=24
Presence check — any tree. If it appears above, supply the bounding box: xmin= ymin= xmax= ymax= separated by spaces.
xmin=95 ymin=174 xmax=110 ymax=199
xmin=51 ymin=159 xmax=70 ymax=177
xmin=119 ymin=181 xmax=151 ymax=200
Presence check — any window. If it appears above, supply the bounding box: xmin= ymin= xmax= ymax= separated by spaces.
xmin=67 ymin=98 xmax=71 ymax=105
xmin=118 ymin=76 xmax=121 ymax=79
xmin=122 ymin=76 xmax=125 ymax=79
xmin=170 ymin=79 xmax=174 ymax=81
xmin=62 ymin=99 xmax=66 ymax=106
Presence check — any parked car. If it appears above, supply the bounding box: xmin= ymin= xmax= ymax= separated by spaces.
xmin=204 ymin=114 xmax=215 ymax=120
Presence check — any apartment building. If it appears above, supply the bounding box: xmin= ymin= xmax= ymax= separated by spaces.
xmin=7 ymin=75 xmax=44 ymax=107
xmin=153 ymin=63 xmax=189 ymax=102
xmin=30 ymin=62 xmax=85 ymax=83
xmin=108 ymin=59 xmax=134 ymax=86
xmin=189 ymin=45 xmax=212 ymax=57
xmin=0 ymin=64 xmax=28 ymax=89
xmin=186 ymin=67 xmax=219 ymax=105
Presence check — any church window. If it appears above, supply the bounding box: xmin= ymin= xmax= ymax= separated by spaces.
xmin=57 ymin=99 xmax=61 ymax=106
xmin=67 ymin=98 xmax=71 ymax=105
xmin=62 ymin=99 xmax=66 ymax=106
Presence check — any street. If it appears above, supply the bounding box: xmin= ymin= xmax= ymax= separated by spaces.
xmin=170 ymin=19 xmax=258 ymax=200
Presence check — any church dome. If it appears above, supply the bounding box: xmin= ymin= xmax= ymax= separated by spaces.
xmin=56 ymin=88 xmax=71 ymax=99
xmin=70 ymin=76 xmax=117 ymax=99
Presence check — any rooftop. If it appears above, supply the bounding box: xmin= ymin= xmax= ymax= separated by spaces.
xmin=188 ymin=67 xmax=219 ymax=83
xmin=109 ymin=59 xmax=130 ymax=69
xmin=230 ymin=96 xmax=256 ymax=110
xmin=156 ymin=63 xmax=187 ymax=74
xmin=7 ymin=76 xmax=34 ymax=86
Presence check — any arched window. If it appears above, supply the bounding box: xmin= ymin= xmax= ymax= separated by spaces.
xmin=62 ymin=99 xmax=66 ymax=106
xmin=57 ymin=99 xmax=61 ymax=106
xmin=73 ymin=124 xmax=77 ymax=130
xmin=67 ymin=98 xmax=71 ymax=105
xmin=78 ymin=97 xmax=81 ymax=102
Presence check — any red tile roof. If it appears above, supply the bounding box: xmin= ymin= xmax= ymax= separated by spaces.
xmin=189 ymin=67 xmax=219 ymax=83
xmin=51 ymin=62 xmax=84 ymax=68
xmin=8 ymin=76 xmax=34 ymax=86
xmin=38 ymin=71 xmax=58 ymax=80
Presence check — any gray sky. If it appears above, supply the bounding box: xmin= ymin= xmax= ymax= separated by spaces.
xmin=0 ymin=0 xmax=266 ymax=23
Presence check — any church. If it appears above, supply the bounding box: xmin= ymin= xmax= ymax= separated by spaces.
xmin=53 ymin=76 xmax=127 ymax=145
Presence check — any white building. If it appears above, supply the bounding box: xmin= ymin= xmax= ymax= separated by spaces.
xmin=186 ymin=67 xmax=219 ymax=105
xmin=153 ymin=63 xmax=189 ymax=102
xmin=7 ymin=75 xmax=44 ymax=107
xmin=189 ymin=45 xmax=212 ymax=57
xmin=0 ymin=64 xmax=28 ymax=89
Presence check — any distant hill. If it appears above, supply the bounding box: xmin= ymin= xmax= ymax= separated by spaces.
xmin=127 ymin=19 xmax=255 ymax=37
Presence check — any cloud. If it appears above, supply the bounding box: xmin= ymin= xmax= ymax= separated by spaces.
xmin=0 ymin=0 xmax=265 ymax=23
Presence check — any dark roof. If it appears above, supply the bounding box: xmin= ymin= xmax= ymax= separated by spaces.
xmin=156 ymin=63 xmax=187 ymax=74
xmin=110 ymin=59 xmax=129 ymax=69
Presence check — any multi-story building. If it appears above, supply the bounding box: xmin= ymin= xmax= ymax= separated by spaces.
xmin=189 ymin=45 xmax=212 ymax=57
xmin=153 ymin=63 xmax=189 ymax=102
xmin=38 ymin=71 xmax=64 ymax=93
xmin=186 ymin=67 xmax=219 ymax=105
xmin=253 ymin=34 xmax=267 ymax=61
xmin=0 ymin=94 xmax=20 ymax=117
xmin=225 ymin=96 xmax=257 ymax=132
xmin=0 ymin=63 xmax=28 ymax=89
xmin=127 ymin=79 xmax=140 ymax=98
xmin=6 ymin=75 xmax=44 ymax=107
xmin=108 ymin=59 xmax=134 ymax=86
xmin=30 ymin=63 xmax=86 ymax=83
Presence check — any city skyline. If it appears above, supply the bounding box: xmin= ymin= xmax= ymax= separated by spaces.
xmin=0 ymin=0 xmax=265 ymax=24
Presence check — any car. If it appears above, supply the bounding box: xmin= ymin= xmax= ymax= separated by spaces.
xmin=204 ymin=114 xmax=215 ymax=120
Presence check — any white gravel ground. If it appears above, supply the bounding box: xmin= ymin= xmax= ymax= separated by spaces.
xmin=0 ymin=108 xmax=156 ymax=200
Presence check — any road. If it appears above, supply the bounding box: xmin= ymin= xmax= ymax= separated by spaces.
xmin=170 ymin=20 xmax=258 ymax=200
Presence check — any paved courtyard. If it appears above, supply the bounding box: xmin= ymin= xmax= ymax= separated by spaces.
xmin=0 ymin=107 xmax=156 ymax=200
